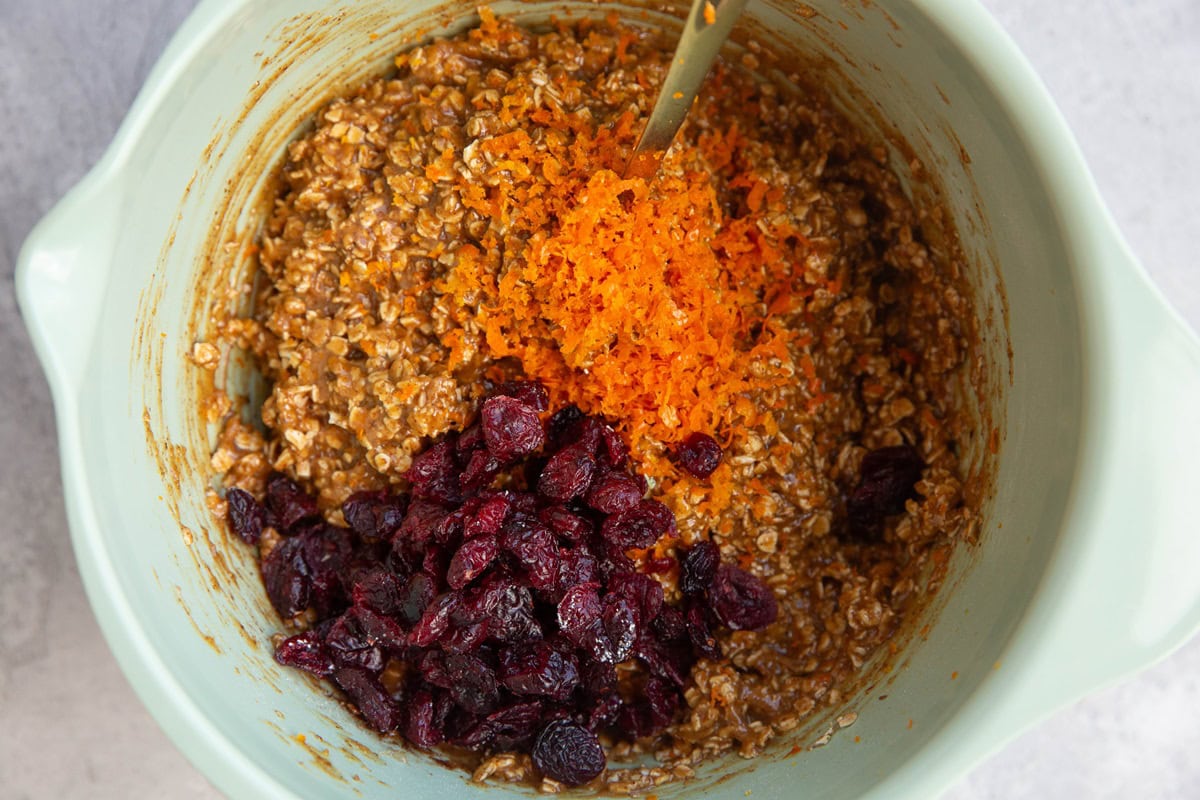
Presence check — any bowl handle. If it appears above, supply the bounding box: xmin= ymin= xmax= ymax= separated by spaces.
xmin=15 ymin=165 xmax=123 ymax=401
xmin=1003 ymin=226 xmax=1200 ymax=722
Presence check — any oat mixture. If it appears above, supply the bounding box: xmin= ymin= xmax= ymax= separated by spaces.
xmin=204 ymin=11 xmax=980 ymax=792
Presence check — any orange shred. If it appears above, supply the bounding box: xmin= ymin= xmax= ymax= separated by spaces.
xmin=440 ymin=70 xmax=808 ymax=484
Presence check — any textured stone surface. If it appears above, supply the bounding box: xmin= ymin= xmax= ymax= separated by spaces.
xmin=0 ymin=0 xmax=1196 ymax=797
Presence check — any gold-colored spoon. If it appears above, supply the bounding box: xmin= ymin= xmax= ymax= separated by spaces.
xmin=625 ymin=0 xmax=750 ymax=180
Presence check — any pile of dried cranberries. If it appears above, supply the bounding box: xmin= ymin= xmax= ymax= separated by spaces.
xmin=226 ymin=381 xmax=777 ymax=786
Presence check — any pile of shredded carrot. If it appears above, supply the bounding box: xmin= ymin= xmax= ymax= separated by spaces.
xmin=439 ymin=23 xmax=808 ymax=480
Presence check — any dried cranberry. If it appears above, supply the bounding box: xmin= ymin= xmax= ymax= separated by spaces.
xmin=464 ymin=494 xmax=511 ymax=539
xmin=537 ymin=440 xmax=596 ymax=502
xmin=686 ymin=605 xmax=722 ymax=660
xmin=351 ymin=568 xmax=404 ymax=616
xmin=672 ymin=432 xmax=723 ymax=478
xmin=531 ymin=719 xmax=606 ymax=786
xmin=557 ymin=582 xmax=602 ymax=640
xmin=474 ymin=577 xmax=542 ymax=643
xmin=595 ymin=422 xmax=629 ymax=469
xmin=538 ymin=505 xmax=593 ymax=543
xmin=643 ymin=676 xmax=680 ymax=733
xmin=447 ymin=534 xmax=499 ymax=589
xmin=396 ymin=573 xmax=435 ymax=625
xmin=709 ymin=564 xmax=778 ymax=631
xmin=300 ymin=524 xmax=355 ymax=617
xmin=580 ymin=660 xmax=617 ymax=696
xmin=680 ymin=540 xmax=720 ymax=597
xmin=847 ymin=444 xmax=924 ymax=533
xmin=405 ymin=440 xmax=463 ymax=505
xmin=501 ymin=516 xmax=560 ymax=590
xmin=552 ymin=547 xmax=600 ymax=600
xmin=444 ymin=653 xmax=501 ymax=714
xmin=226 ymin=487 xmax=265 ymax=544
xmin=456 ymin=701 xmax=545 ymax=751
xmin=494 ymin=380 xmax=550 ymax=412
xmin=342 ymin=490 xmax=407 ymax=541
xmin=326 ymin=606 xmax=406 ymax=672
xmin=598 ymin=595 xmax=638 ymax=663
xmin=481 ymin=395 xmax=545 ymax=461
xmin=586 ymin=691 xmax=622 ymax=731
xmin=404 ymin=689 xmax=444 ymax=747
xmin=396 ymin=499 xmax=452 ymax=546
xmin=265 ymin=472 xmax=320 ymax=530
xmin=600 ymin=500 xmax=675 ymax=550
xmin=651 ymin=606 xmax=687 ymax=642
xmin=410 ymin=592 xmax=460 ymax=648
xmin=584 ymin=471 xmax=644 ymax=514
xmin=261 ymin=537 xmax=311 ymax=618
xmin=274 ymin=630 xmax=334 ymax=677
xmin=334 ymin=667 xmax=401 ymax=733
xmin=461 ymin=449 xmax=503 ymax=491
xmin=446 ymin=622 xmax=490 ymax=656
xmin=499 ymin=641 xmax=580 ymax=701
xmin=546 ymin=404 xmax=586 ymax=450
xmin=606 ymin=572 xmax=664 ymax=625
xmin=633 ymin=634 xmax=694 ymax=687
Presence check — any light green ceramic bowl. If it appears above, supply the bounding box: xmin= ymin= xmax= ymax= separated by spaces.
xmin=16 ymin=0 xmax=1200 ymax=797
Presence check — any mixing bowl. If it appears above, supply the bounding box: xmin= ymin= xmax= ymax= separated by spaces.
xmin=16 ymin=0 xmax=1200 ymax=797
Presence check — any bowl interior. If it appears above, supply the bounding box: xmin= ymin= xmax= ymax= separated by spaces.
xmin=83 ymin=0 xmax=1081 ymax=796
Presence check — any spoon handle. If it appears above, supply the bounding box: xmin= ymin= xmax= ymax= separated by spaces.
xmin=626 ymin=0 xmax=750 ymax=180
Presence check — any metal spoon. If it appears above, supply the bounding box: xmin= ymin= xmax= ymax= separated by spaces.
xmin=625 ymin=0 xmax=750 ymax=180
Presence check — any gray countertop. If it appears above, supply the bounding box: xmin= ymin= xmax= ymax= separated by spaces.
xmin=1 ymin=1 xmax=1197 ymax=797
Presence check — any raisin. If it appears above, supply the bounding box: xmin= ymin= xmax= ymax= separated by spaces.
xmin=481 ymin=395 xmax=546 ymax=461
xmin=532 ymin=719 xmax=606 ymax=786
xmin=326 ymin=606 xmax=406 ymax=672
xmin=226 ymin=487 xmax=265 ymax=544
xmin=410 ymin=592 xmax=460 ymax=648
xmin=396 ymin=499 xmax=452 ymax=546
xmin=595 ymin=421 xmax=629 ymax=469
xmin=672 ymin=432 xmax=723 ymax=478
xmin=557 ymin=582 xmax=603 ymax=642
xmin=709 ymin=563 xmax=778 ymax=631
xmin=460 ymin=449 xmax=503 ymax=491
